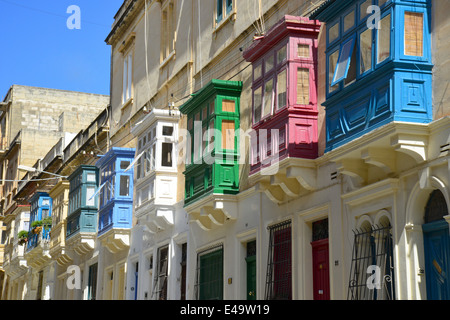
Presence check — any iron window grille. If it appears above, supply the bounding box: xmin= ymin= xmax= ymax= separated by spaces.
xmin=195 ymin=244 xmax=224 ymax=300
xmin=152 ymin=246 xmax=169 ymax=300
xmin=347 ymin=224 xmax=395 ymax=300
xmin=265 ymin=220 xmax=292 ymax=300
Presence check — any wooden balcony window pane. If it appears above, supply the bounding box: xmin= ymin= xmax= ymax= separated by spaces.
xmin=277 ymin=45 xmax=287 ymax=64
xmin=161 ymin=143 xmax=173 ymax=167
xmin=263 ymin=79 xmax=273 ymax=118
xmin=297 ymin=68 xmax=310 ymax=105
xmin=119 ymin=175 xmax=130 ymax=197
xmin=253 ymin=87 xmax=262 ymax=123
xmin=277 ymin=69 xmax=287 ymax=110
xmin=297 ymin=44 xmax=310 ymax=58
xmin=222 ymin=99 xmax=235 ymax=113
xmin=328 ymin=22 xmax=339 ymax=43
xmin=360 ymin=0 xmax=371 ymax=20
xmin=360 ymin=28 xmax=372 ymax=74
xmin=222 ymin=120 xmax=235 ymax=150
xmin=344 ymin=10 xmax=355 ymax=32
xmin=329 ymin=50 xmax=339 ymax=93
xmin=377 ymin=14 xmax=391 ymax=63
xmin=404 ymin=12 xmax=423 ymax=56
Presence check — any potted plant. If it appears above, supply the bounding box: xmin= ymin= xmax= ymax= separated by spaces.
xmin=17 ymin=230 xmax=29 ymax=246
xmin=42 ymin=217 xmax=52 ymax=230
xmin=31 ymin=220 xmax=43 ymax=234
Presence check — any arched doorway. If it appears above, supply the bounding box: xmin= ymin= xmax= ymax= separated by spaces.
xmin=422 ymin=189 xmax=450 ymax=300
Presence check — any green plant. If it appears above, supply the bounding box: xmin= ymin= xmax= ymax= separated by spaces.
xmin=17 ymin=230 xmax=29 ymax=239
xmin=31 ymin=220 xmax=42 ymax=228
xmin=42 ymin=217 xmax=52 ymax=229
xmin=17 ymin=230 xmax=29 ymax=246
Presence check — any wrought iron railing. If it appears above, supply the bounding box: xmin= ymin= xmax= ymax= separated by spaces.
xmin=26 ymin=227 xmax=51 ymax=251
xmin=347 ymin=224 xmax=395 ymax=300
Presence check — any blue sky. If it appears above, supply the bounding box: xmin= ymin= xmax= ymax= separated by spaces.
xmin=0 ymin=0 xmax=124 ymax=99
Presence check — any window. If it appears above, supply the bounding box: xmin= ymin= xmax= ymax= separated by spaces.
xmin=180 ymin=243 xmax=187 ymax=300
xmin=86 ymin=172 xmax=96 ymax=182
xmin=265 ymin=220 xmax=292 ymax=300
xmin=253 ymin=87 xmax=263 ymax=124
xmin=120 ymin=161 xmax=130 ymax=170
xmin=328 ymin=49 xmax=339 ymax=93
xmin=86 ymin=187 xmax=96 ymax=206
xmin=119 ymin=175 xmax=130 ymax=197
xmin=161 ymin=143 xmax=173 ymax=167
xmin=153 ymin=246 xmax=169 ymax=300
xmin=328 ymin=21 xmax=340 ymax=43
xmin=145 ymin=145 xmax=156 ymax=173
xmin=263 ymin=79 xmax=274 ymax=118
xmin=216 ymin=0 xmax=233 ymax=24
xmin=360 ymin=0 xmax=372 ymax=20
xmin=360 ymin=28 xmax=372 ymax=74
xmin=123 ymin=52 xmax=133 ymax=104
xmin=344 ymin=10 xmax=355 ymax=32
xmin=88 ymin=263 xmax=98 ymax=300
xmin=298 ymin=44 xmax=310 ymax=58
xmin=297 ymin=68 xmax=310 ymax=105
xmin=277 ymin=69 xmax=287 ymax=110
xmin=161 ymin=0 xmax=176 ymax=62
xmin=377 ymin=14 xmax=390 ymax=63
xmin=331 ymin=36 xmax=356 ymax=86
xmin=347 ymin=223 xmax=395 ymax=300
xmin=222 ymin=120 xmax=235 ymax=150
xmin=41 ymin=209 xmax=49 ymax=219
xmin=404 ymin=12 xmax=423 ymax=57
xmin=277 ymin=46 xmax=287 ymax=64
xmin=251 ymin=42 xmax=291 ymax=125
xmin=195 ymin=245 xmax=223 ymax=300
xmin=162 ymin=126 xmax=174 ymax=136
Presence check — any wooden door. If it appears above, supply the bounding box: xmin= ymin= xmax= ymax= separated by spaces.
xmin=311 ymin=238 xmax=330 ymax=300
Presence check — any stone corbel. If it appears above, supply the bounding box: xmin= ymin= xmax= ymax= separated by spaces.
xmin=270 ymin=174 xmax=302 ymax=198
xmin=361 ymin=147 xmax=396 ymax=174
xmin=391 ymin=134 xmax=427 ymax=164
xmin=255 ymin=181 xmax=285 ymax=204
xmin=286 ymin=166 xmax=317 ymax=191
xmin=335 ymin=158 xmax=368 ymax=185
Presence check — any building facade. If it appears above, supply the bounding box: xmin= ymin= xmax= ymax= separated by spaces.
xmin=2 ymin=0 xmax=450 ymax=301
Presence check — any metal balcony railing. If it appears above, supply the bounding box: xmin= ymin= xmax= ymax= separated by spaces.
xmin=26 ymin=227 xmax=51 ymax=252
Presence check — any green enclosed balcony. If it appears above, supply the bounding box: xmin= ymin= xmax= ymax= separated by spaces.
xmin=66 ymin=165 xmax=99 ymax=255
xmin=180 ymin=79 xmax=242 ymax=230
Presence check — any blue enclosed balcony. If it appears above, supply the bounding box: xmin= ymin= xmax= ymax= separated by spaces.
xmin=25 ymin=192 xmax=52 ymax=268
xmin=66 ymin=165 xmax=99 ymax=255
xmin=310 ymin=0 xmax=433 ymax=152
xmin=95 ymin=147 xmax=135 ymax=253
